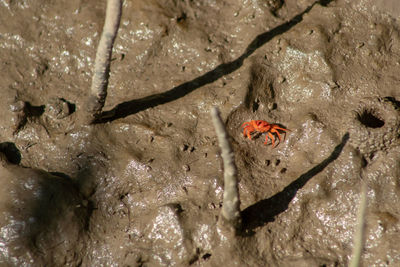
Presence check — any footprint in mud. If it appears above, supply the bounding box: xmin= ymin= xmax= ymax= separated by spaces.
xmin=264 ymin=158 xmax=287 ymax=174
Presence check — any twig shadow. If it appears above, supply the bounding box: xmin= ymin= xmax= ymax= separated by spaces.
xmin=95 ymin=0 xmax=333 ymax=123
xmin=240 ymin=132 xmax=350 ymax=235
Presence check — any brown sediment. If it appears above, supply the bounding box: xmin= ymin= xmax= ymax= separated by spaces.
xmin=0 ymin=0 xmax=400 ymax=266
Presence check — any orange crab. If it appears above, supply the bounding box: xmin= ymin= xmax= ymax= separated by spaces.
xmin=241 ymin=120 xmax=289 ymax=148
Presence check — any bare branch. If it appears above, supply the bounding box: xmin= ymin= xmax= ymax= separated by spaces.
xmin=84 ymin=0 xmax=122 ymax=124
xmin=211 ymin=107 xmax=241 ymax=233
xmin=349 ymin=183 xmax=368 ymax=267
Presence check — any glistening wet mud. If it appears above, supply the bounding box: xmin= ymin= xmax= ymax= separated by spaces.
xmin=1 ymin=0 xmax=400 ymax=266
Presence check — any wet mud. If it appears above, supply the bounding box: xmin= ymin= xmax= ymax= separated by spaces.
xmin=1 ymin=0 xmax=400 ymax=266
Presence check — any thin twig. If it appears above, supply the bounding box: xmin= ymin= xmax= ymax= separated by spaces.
xmin=211 ymin=107 xmax=241 ymax=233
xmin=349 ymin=183 xmax=368 ymax=267
xmin=84 ymin=0 xmax=122 ymax=124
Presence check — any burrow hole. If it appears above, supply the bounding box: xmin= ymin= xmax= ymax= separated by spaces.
xmin=0 ymin=142 xmax=21 ymax=164
xmin=357 ymin=109 xmax=384 ymax=128
xmin=202 ymin=253 xmax=211 ymax=260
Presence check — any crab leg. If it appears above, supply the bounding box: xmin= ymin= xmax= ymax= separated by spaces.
xmin=266 ymin=132 xmax=275 ymax=147
xmin=272 ymin=126 xmax=289 ymax=132
xmin=264 ymin=133 xmax=269 ymax=145
xmin=241 ymin=122 xmax=251 ymax=128
xmin=243 ymin=128 xmax=253 ymax=139
xmin=272 ymin=129 xmax=283 ymax=143
xmin=246 ymin=128 xmax=254 ymax=139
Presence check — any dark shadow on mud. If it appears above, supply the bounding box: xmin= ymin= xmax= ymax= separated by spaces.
xmin=0 ymin=145 xmax=95 ymax=264
xmin=20 ymin=165 xmax=96 ymax=264
xmin=95 ymin=0 xmax=334 ymax=124
xmin=240 ymin=132 xmax=349 ymax=235
xmin=26 ymin=172 xmax=88 ymax=244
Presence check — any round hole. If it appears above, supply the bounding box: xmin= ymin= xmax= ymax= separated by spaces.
xmin=357 ymin=109 xmax=384 ymax=128
xmin=202 ymin=253 xmax=211 ymax=260
xmin=361 ymin=156 xmax=367 ymax=168
xmin=0 ymin=142 xmax=21 ymax=164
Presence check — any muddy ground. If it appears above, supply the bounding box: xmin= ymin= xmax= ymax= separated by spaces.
xmin=1 ymin=0 xmax=400 ymax=266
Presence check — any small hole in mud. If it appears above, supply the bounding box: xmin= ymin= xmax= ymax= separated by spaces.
xmin=361 ymin=156 xmax=367 ymax=168
xmin=357 ymin=109 xmax=384 ymax=128
xmin=61 ymin=98 xmax=76 ymax=114
xmin=177 ymin=12 xmax=187 ymax=23
xmin=174 ymin=203 xmax=183 ymax=213
xmin=50 ymin=172 xmax=70 ymax=179
xmin=265 ymin=159 xmax=271 ymax=166
xmin=202 ymin=253 xmax=211 ymax=260
xmin=252 ymin=99 xmax=259 ymax=112
xmin=272 ymin=103 xmax=277 ymax=110
xmin=369 ymin=152 xmax=375 ymax=160
xmin=274 ymin=159 xmax=280 ymax=166
xmin=0 ymin=142 xmax=21 ymax=164
xmin=280 ymin=168 xmax=287 ymax=173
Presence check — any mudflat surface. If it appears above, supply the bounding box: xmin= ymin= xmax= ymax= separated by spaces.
xmin=1 ymin=0 xmax=400 ymax=266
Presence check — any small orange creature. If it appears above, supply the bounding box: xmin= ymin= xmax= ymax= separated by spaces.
xmin=241 ymin=120 xmax=289 ymax=148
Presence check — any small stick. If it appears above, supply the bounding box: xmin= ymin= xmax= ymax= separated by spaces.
xmin=349 ymin=183 xmax=368 ymax=267
xmin=211 ymin=107 xmax=241 ymax=233
xmin=84 ymin=0 xmax=122 ymax=124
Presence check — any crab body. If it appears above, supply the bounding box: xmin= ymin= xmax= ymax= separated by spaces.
xmin=241 ymin=120 xmax=288 ymax=148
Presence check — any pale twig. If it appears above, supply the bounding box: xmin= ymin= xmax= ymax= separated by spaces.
xmin=349 ymin=183 xmax=368 ymax=267
xmin=211 ymin=107 xmax=241 ymax=232
xmin=84 ymin=0 xmax=122 ymax=124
